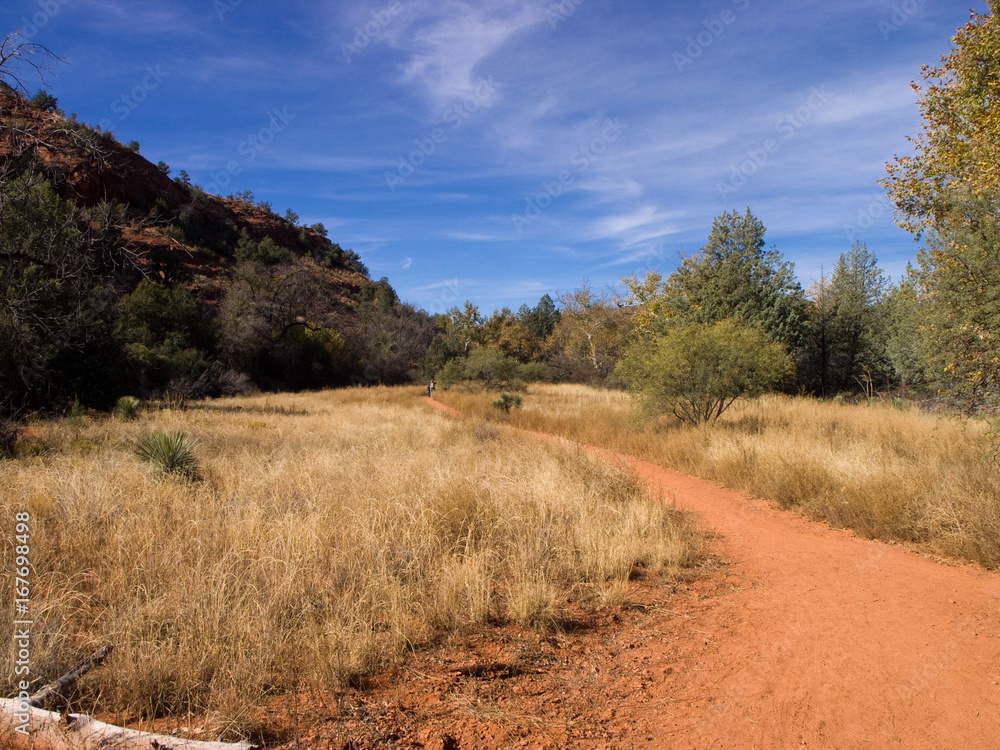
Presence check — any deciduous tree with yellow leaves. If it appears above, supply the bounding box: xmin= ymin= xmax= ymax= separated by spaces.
xmin=882 ymin=3 xmax=1000 ymax=410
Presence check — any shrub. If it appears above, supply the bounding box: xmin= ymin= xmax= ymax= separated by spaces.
xmin=114 ymin=395 xmax=142 ymax=421
xmin=135 ymin=430 xmax=200 ymax=479
xmin=217 ymin=369 xmax=256 ymax=396
xmin=617 ymin=319 xmax=794 ymax=425
xmin=30 ymin=89 xmax=59 ymax=112
xmin=438 ymin=348 xmax=543 ymax=392
xmin=492 ymin=392 xmax=523 ymax=413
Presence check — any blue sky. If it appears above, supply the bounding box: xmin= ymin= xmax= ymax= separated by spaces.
xmin=1 ymin=0 xmax=977 ymax=314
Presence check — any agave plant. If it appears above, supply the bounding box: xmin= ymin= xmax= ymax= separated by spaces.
xmin=114 ymin=395 xmax=142 ymax=421
xmin=135 ymin=430 xmax=201 ymax=479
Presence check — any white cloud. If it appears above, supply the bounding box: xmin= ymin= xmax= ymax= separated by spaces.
xmin=591 ymin=206 xmax=685 ymax=245
xmin=389 ymin=0 xmax=548 ymax=103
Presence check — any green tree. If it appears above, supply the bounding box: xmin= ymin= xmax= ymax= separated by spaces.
xmin=617 ymin=320 xmax=793 ymax=425
xmin=441 ymin=302 xmax=485 ymax=355
xmin=235 ymin=227 xmax=291 ymax=266
xmin=883 ymin=269 xmax=926 ymax=392
xmin=882 ymin=5 xmax=1000 ymax=408
xmin=912 ymin=196 xmax=1000 ymax=408
xmin=0 ymin=173 xmax=133 ymax=412
xmin=883 ymin=3 xmax=1000 ymax=234
xmin=29 ymin=89 xmax=58 ymax=112
xmin=116 ymin=279 xmax=213 ymax=398
xmin=799 ymin=269 xmax=835 ymax=395
xmin=826 ymin=242 xmax=890 ymax=392
xmin=517 ymin=294 xmax=560 ymax=339
xmin=219 ymin=260 xmax=352 ymax=388
xmin=437 ymin=347 xmax=545 ymax=391
xmin=626 ymin=209 xmax=806 ymax=346
xmin=482 ymin=307 xmax=539 ymax=363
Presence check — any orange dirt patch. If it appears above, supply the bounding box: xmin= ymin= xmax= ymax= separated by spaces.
xmin=416 ymin=397 xmax=1000 ymax=748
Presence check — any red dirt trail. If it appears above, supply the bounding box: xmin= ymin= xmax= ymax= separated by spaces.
xmin=424 ymin=397 xmax=1000 ymax=748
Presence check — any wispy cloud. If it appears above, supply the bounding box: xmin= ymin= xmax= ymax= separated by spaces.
xmin=389 ymin=0 xmax=547 ymax=104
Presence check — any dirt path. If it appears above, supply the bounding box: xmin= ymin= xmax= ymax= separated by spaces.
xmin=424 ymin=397 xmax=1000 ymax=748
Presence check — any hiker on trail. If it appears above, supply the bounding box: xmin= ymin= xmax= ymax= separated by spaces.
xmin=427 ymin=380 xmax=435 ymax=398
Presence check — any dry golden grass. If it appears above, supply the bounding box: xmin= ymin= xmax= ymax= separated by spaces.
xmin=0 ymin=387 xmax=699 ymax=738
xmin=439 ymin=384 xmax=1000 ymax=569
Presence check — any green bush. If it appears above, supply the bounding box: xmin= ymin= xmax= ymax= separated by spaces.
xmin=492 ymin=392 xmax=523 ymax=413
xmin=617 ymin=319 xmax=793 ymax=425
xmin=438 ymin=348 xmax=545 ymax=392
xmin=136 ymin=430 xmax=201 ymax=479
xmin=30 ymin=89 xmax=59 ymax=112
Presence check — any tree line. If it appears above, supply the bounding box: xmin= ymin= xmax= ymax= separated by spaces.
xmin=4 ymin=5 xmax=999 ymax=432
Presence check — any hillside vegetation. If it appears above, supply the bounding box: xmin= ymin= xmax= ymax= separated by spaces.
xmin=0 ymin=388 xmax=700 ymax=738
xmin=440 ymin=384 xmax=1000 ymax=568
xmin=1 ymin=84 xmax=433 ymax=425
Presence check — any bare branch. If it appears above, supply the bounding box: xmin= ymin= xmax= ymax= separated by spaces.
xmin=0 ymin=30 xmax=61 ymax=94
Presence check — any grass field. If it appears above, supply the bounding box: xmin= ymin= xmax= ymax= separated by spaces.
xmin=439 ymin=384 xmax=1000 ymax=569
xmin=0 ymin=387 xmax=700 ymax=738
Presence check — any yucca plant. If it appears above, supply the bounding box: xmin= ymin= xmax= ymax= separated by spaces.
xmin=114 ymin=395 xmax=142 ymax=421
xmin=492 ymin=392 xmax=523 ymax=414
xmin=135 ymin=430 xmax=201 ymax=479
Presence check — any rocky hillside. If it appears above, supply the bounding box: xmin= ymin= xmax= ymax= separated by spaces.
xmin=0 ymin=84 xmax=368 ymax=303
xmin=1 ymin=85 xmax=432 ymax=418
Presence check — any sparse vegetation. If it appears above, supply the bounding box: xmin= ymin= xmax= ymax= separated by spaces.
xmin=440 ymin=383 xmax=1000 ymax=569
xmin=0 ymin=388 xmax=700 ymax=738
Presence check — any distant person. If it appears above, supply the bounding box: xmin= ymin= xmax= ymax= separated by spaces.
xmin=427 ymin=380 xmax=435 ymax=398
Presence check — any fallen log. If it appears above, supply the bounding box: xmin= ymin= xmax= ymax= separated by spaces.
xmin=30 ymin=645 xmax=114 ymax=709
xmin=0 ymin=699 xmax=261 ymax=750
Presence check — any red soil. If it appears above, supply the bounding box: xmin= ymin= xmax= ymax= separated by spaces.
xmin=271 ymin=397 xmax=1000 ymax=749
